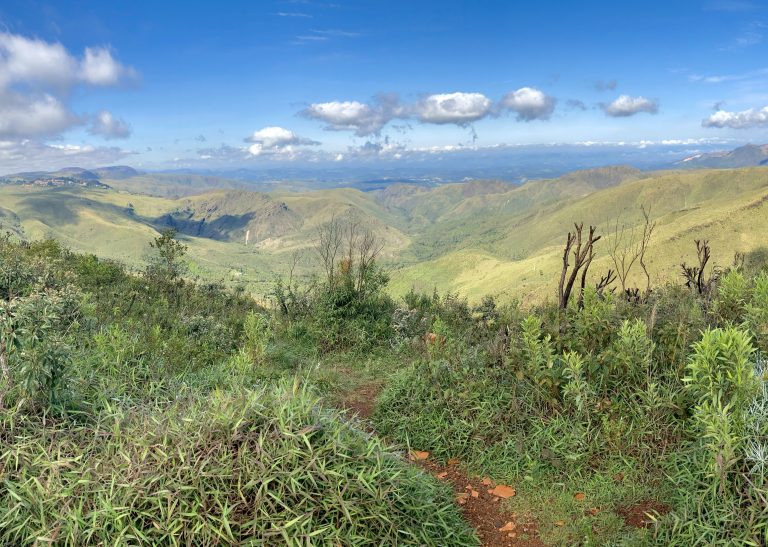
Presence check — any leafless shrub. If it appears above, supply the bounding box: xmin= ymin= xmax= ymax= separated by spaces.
xmin=681 ymin=239 xmax=719 ymax=295
xmin=606 ymin=205 xmax=656 ymax=300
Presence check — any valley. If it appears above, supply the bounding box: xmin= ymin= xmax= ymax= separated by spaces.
xmin=3 ymin=163 xmax=768 ymax=303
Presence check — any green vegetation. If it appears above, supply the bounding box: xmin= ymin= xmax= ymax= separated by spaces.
xmin=4 ymin=165 xmax=768 ymax=303
xmin=0 ymin=235 xmax=473 ymax=546
xmin=375 ymin=269 xmax=768 ymax=544
xmin=4 ymin=166 xmax=768 ymax=544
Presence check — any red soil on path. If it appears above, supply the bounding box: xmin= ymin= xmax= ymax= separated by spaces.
xmin=339 ymin=382 xmax=545 ymax=546
xmin=417 ymin=457 xmax=545 ymax=547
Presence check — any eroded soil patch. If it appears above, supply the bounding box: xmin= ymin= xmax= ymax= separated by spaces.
xmin=617 ymin=500 xmax=670 ymax=528
xmin=417 ymin=457 xmax=545 ymax=547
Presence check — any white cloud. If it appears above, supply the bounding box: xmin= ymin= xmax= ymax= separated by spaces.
xmin=0 ymin=33 xmax=134 ymax=88
xmin=416 ymin=92 xmax=492 ymax=125
xmin=88 ymin=110 xmax=132 ymax=140
xmin=276 ymin=11 xmax=312 ymax=17
xmin=244 ymin=126 xmax=319 ymax=155
xmin=0 ymin=140 xmax=133 ymax=174
xmin=602 ymin=95 xmax=659 ymax=117
xmin=80 ymin=47 xmax=134 ymax=86
xmin=0 ymin=32 xmax=135 ymax=142
xmin=195 ymin=145 xmax=249 ymax=162
xmin=702 ymin=106 xmax=768 ymax=129
xmin=302 ymin=95 xmax=404 ymax=136
xmin=0 ymin=90 xmax=77 ymax=139
xmin=689 ymin=67 xmax=768 ymax=84
xmin=499 ymin=87 xmax=556 ymax=121
xmin=0 ymin=33 xmax=75 ymax=88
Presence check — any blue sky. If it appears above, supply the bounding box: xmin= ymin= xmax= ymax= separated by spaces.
xmin=0 ymin=0 xmax=767 ymax=173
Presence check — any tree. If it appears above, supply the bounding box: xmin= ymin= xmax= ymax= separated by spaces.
xmin=606 ymin=205 xmax=656 ymax=298
xmin=558 ymin=223 xmax=601 ymax=310
xmin=315 ymin=215 xmax=384 ymax=296
xmin=147 ymin=229 xmax=188 ymax=285
xmin=638 ymin=205 xmax=656 ymax=296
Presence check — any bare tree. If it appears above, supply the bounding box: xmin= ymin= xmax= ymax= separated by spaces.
xmin=316 ymin=216 xmax=343 ymax=288
xmin=356 ymin=228 xmax=384 ymax=296
xmin=681 ymin=239 xmax=719 ymax=295
xmin=558 ymin=223 xmax=601 ymax=310
xmin=316 ymin=213 xmax=384 ymax=294
xmin=595 ymin=269 xmax=617 ymax=297
xmin=606 ymin=216 xmax=640 ymax=293
xmin=606 ymin=205 xmax=656 ymax=298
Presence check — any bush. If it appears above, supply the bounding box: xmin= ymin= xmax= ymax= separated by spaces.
xmin=661 ymin=329 xmax=766 ymax=544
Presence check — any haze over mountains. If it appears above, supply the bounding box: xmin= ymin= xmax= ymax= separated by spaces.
xmin=676 ymin=144 xmax=768 ymax=169
xmin=3 ymin=143 xmax=766 ymax=196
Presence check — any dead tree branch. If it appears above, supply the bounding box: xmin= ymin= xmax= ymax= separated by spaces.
xmin=681 ymin=239 xmax=719 ymax=295
xmin=558 ymin=223 xmax=601 ymax=309
xmin=639 ymin=205 xmax=656 ymax=296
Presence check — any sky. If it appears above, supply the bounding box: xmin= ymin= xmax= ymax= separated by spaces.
xmin=0 ymin=0 xmax=767 ymax=174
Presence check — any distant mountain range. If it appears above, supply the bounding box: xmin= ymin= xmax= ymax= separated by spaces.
xmin=2 ymin=143 xmax=768 ymax=199
xmin=676 ymin=144 xmax=768 ymax=169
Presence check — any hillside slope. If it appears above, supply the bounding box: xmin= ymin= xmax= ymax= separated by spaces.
xmin=393 ymin=167 xmax=768 ymax=301
xmin=2 ymin=165 xmax=768 ymax=302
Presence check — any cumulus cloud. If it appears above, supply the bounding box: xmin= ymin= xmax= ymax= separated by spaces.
xmin=195 ymin=127 xmax=321 ymax=161
xmin=0 ymin=33 xmax=75 ymax=88
xmin=499 ymin=87 xmax=556 ymax=121
xmin=0 ymin=90 xmax=78 ymax=139
xmin=0 ymin=33 xmax=135 ymax=89
xmin=302 ymin=94 xmax=405 ymax=136
xmin=0 ymin=32 xmax=137 ymax=170
xmin=0 ymin=32 xmax=135 ymax=140
xmin=702 ymin=106 xmax=768 ymax=129
xmin=80 ymin=47 xmax=134 ymax=85
xmin=244 ymin=126 xmax=319 ymax=155
xmin=601 ymin=95 xmax=659 ymax=117
xmin=88 ymin=110 xmax=132 ymax=140
xmin=415 ymin=92 xmax=492 ymax=125
xmin=302 ymin=88 xmax=561 ymax=136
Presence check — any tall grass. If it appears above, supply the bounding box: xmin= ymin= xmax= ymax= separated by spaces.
xmin=0 ymin=381 xmax=476 ymax=545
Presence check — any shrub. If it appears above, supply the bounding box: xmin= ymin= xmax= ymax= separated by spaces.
xmin=713 ymin=268 xmax=750 ymax=325
xmin=242 ymin=311 xmax=271 ymax=363
xmin=744 ymin=272 xmax=768 ymax=352
xmin=1 ymin=286 xmax=84 ymax=410
xmin=602 ymin=318 xmax=654 ymax=395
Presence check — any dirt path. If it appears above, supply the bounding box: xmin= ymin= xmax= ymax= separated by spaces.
xmin=338 ymin=381 xmax=381 ymax=422
xmin=338 ymin=382 xmax=545 ymax=547
xmin=416 ymin=457 xmax=544 ymax=546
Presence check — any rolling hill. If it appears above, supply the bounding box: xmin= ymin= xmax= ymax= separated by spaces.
xmin=2 ymin=163 xmax=768 ymax=303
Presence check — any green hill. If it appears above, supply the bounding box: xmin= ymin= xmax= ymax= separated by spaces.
xmin=2 ymin=165 xmax=768 ymax=302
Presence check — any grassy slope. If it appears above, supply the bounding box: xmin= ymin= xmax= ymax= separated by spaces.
xmin=2 ymin=166 xmax=767 ymax=302
xmin=392 ymin=167 xmax=768 ymax=301
xmin=0 ymin=184 xmax=408 ymax=295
